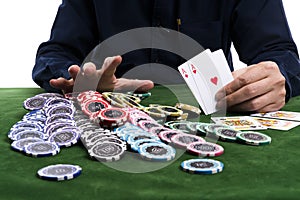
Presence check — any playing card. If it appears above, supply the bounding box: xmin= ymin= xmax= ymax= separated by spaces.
xmin=211 ymin=116 xmax=267 ymax=131
xmin=178 ymin=62 xmax=207 ymax=113
xmin=251 ymin=117 xmax=300 ymax=131
xmin=251 ymin=111 xmax=300 ymax=122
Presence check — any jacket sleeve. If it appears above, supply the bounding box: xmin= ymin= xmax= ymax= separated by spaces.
xmin=32 ymin=0 xmax=99 ymax=92
xmin=231 ymin=0 xmax=300 ymax=100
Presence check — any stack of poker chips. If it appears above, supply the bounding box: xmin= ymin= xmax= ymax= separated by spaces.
xmin=8 ymin=93 xmax=80 ymax=157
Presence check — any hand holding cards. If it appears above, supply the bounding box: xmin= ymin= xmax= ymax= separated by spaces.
xmin=178 ymin=49 xmax=233 ymax=115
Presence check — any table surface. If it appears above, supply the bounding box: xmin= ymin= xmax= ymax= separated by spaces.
xmin=1 ymin=87 xmax=300 ymax=200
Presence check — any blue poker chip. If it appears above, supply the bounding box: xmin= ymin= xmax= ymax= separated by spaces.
xmin=45 ymin=113 xmax=74 ymax=125
xmin=131 ymin=139 xmax=163 ymax=152
xmin=13 ymin=130 xmax=46 ymax=141
xmin=24 ymin=141 xmax=60 ymax=157
xmin=11 ymin=138 xmax=44 ymax=152
xmin=23 ymin=115 xmax=47 ymax=124
xmin=37 ymin=164 xmax=82 ymax=181
xmin=36 ymin=93 xmax=64 ymax=99
xmin=48 ymin=129 xmax=80 ymax=147
xmin=23 ymin=96 xmax=47 ymax=110
xmin=44 ymin=122 xmax=76 ymax=136
xmin=126 ymin=134 xmax=160 ymax=145
xmin=8 ymin=128 xmax=34 ymax=141
xmin=12 ymin=121 xmax=43 ymax=132
xmin=180 ymin=159 xmax=224 ymax=175
xmin=45 ymin=104 xmax=75 ymax=117
xmin=138 ymin=142 xmax=176 ymax=161
xmin=44 ymin=97 xmax=73 ymax=108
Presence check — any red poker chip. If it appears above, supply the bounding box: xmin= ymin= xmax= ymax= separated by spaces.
xmin=77 ymin=91 xmax=102 ymax=104
xmin=187 ymin=141 xmax=224 ymax=157
xmin=130 ymin=115 xmax=154 ymax=126
xmin=82 ymin=99 xmax=110 ymax=117
xmin=170 ymin=133 xmax=206 ymax=148
xmin=99 ymin=108 xmax=128 ymax=124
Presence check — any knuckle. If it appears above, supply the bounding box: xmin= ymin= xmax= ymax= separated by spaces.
xmin=237 ymin=76 xmax=249 ymax=86
xmin=248 ymin=100 xmax=261 ymax=111
xmin=244 ymin=85 xmax=257 ymax=96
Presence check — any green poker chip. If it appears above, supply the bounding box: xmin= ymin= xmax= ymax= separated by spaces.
xmin=236 ymin=131 xmax=271 ymax=146
xmin=214 ymin=127 xmax=241 ymax=142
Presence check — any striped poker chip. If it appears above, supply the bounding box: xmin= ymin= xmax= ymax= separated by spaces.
xmin=138 ymin=120 xmax=162 ymax=132
xmin=99 ymin=108 xmax=128 ymax=124
xmin=82 ymin=99 xmax=110 ymax=117
xmin=93 ymin=137 xmax=127 ymax=150
xmin=48 ymin=129 xmax=80 ymax=147
xmin=143 ymin=107 xmax=166 ymax=119
xmin=45 ymin=104 xmax=75 ymax=117
xmin=236 ymin=131 xmax=271 ymax=146
xmin=138 ymin=142 xmax=176 ymax=161
xmin=126 ymin=134 xmax=160 ymax=145
xmin=214 ymin=127 xmax=241 ymax=142
xmin=24 ymin=141 xmax=60 ymax=157
xmin=131 ymin=139 xmax=163 ymax=152
xmin=37 ymin=164 xmax=82 ymax=181
xmin=204 ymin=124 xmax=231 ymax=134
xmin=158 ymin=130 xmax=182 ymax=144
xmin=187 ymin=142 xmax=224 ymax=157
xmin=11 ymin=138 xmax=44 ymax=152
xmin=148 ymin=126 xmax=171 ymax=135
xmin=44 ymin=97 xmax=73 ymax=108
xmin=156 ymin=105 xmax=183 ymax=117
xmin=14 ymin=130 xmax=46 ymax=141
xmin=175 ymin=103 xmax=201 ymax=119
xmin=180 ymin=159 xmax=224 ymax=175
xmin=23 ymin=96 xmax=47 ymax=111
xmin=88 ymin=142 xmax=125 ymax=162
xmin=169 ymin=121 xmax=191 ymax=133
xmin=12 ymin=121 xmax=43 ymax=132
xmin=170 ymin=133 xmax=206 ymax=148
xmin=44 ymin=122 xmax=76 ymax=136
xmin=36 ymin=93 xmax=64 ymax=99
xmin=45 ymin=113 xmax=74 ymax=125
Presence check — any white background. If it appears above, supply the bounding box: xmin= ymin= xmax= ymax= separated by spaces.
xmin=0 ymin=0 xmax=299 ymax=88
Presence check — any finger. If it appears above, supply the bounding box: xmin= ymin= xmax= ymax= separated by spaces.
xmin=101 ymin=56 xmax=122 ymax=77
xmin=68 ymin=65 xmax=80 ymax=80
xmin=114 ymin=78 xmax=154 ymax=92
xmin=49 ymin=78 xmax=74 ymax=94
xmin=82 ymin=62 xmax=98 ymax=79
xmin=227 ymin=90 xmax=285 ymax=112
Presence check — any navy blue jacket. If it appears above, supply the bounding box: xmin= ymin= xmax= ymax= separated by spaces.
xmin=33 ymin=0 xmax=300 ymax=100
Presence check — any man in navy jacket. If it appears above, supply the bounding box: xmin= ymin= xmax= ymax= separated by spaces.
xmin=33 ymin=0 xmax=300 ymax=112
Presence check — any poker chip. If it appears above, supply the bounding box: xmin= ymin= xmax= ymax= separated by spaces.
xmin=88 ymin=142 xmax=125 ymax=162
xmin=44 ymin=97 xmax=73 ymax=108
xmin=85 ymin=134 xmax=116 ymax=148
xmin=180 ymin=159 xmax=224 ymax=175
xmin=195 ymin=123 xmax=211 ymax=136
xmin=98 ymin=108 xmax=128 ymax=127
xmin=138 ymin=120 xmax=162 ymax=131
xmin=48 ymin=129 xmax=80 ymax=147
xmin=24 ymin=141 xmax=60 ymax=157
xmin=127 ymin=91 xmax=151 ymax=99
xmin=169 ymin=121 xmax=191 ymax=133
xmin=82 ymin=99 xmax=110 ymax=117
xmin=14 ymin=130 xmax=46 ymax=141
xmin=148 ymin=126 xmax=171 ymax=135
xmin=12 ymin=121 xmax=43 ymax=132
xmin=158 ymin=130 xmax=182 ymax=143
xmin=36 ymin=93 xmax=64 ymax=99
xmin=131 ymin=139 xmax=163 ymax=152
xmin=175 ymin=103 xmax=201 ymax=119
xmin=138 ymin=142 xmax=176 ymax=161
xmin=37 ymin=164 xmax=82 ymax=181
xmin=214 ymin=127 xmax=240 ymax=142
xmin=120 ymin=95 xmax=144 ymax=109
xmin=11 ymin=138 xmax=44 ymax=152
xmin=187 ymin=142 xmax=224 ymax=157
xmin=94 ymin=137 xmax=127 ymax=150
xmin=45 ymin=104 xmax=75 ymax=117
xmin=156 ymin=105 xmax=183 ymax=117
xmin=102 ymin=92 xmax=127 ymax=108
xmin=204 ymin=124 xmax=231 ymax=134
xmin=143 ymin=107 xmax=166 ymax=119
xmin=23 ymin=96 xmax=47 ymax=110
xmin=44 ymin=122 xmax=76 ymax=136
xmin=170 ymin=133 xmax=206 ymax=148
xmin=236 ymin=131 xmax=272 ymax=146
xmin=45 ymin=113 xmax=74 ymax=125
xmin=126 ymin=134 xmax=160 ymax=145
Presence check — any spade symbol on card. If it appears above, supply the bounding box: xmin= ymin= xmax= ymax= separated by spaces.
xmin=191 ymin=64 xmax=197 ymax=74
xmin=210 ymin=77 xmax=218 ymax=85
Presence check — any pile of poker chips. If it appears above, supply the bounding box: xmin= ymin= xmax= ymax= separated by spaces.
xmin=7 ymin=93 xmax=82 ymax=181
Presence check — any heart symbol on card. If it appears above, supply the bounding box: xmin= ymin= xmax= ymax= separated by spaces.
xmin=191 ymin=64 xmax=197 ymax=74
xmin=185 ymin=74 xmax=188 ymax=78
xmin=210 ymin=77 xmax=218 ymax=85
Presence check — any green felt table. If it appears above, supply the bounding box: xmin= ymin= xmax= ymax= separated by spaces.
xmin=1 ymin=87 xmax=300 ymax=200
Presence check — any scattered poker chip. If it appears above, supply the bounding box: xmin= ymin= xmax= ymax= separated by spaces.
xmin=82 ymin=99 xmax=110 ymax=117
xmin=214 ymin=127 xmax=240 ymax=142
xmin=126 ymin=134 xmax=160 ymax=145
xmin=88 ymin=142 xmax=125 ymax=162
xmin=23 ymin=96 xmax=47 ymax=110
xmin=175 ymin=103 xmax=201 ymax=119
xmin=170 ymin=133 xmax=206 ymax=148
xmin=48 ymin=129 xmax=80 ymax=147
xmin=24 ymin=141 xmax=60 ymax=157
xmin=11 ymin=138 xmax=44 ymax=152
xmin=138 ymin=142 xmax=176 ymax=161
xmin=187 ymin=142 xmax=224 ymax=157
xmin=98 ymin=108 xmax=128 ymax=124
xmin=37 ymin=164 xmax=82 ymax=181
xmin=158 ymin=130 xmax=182 ymax=144
xmin=169 ymin=121 xmax=191 ymax=133
xmin=131 ymin=139 xmax=163 ymax=152
xmin=236 ymin=131 xmax=272 ymax=146
xmin=180 ymin=159 xmax=224 ymax=175
xmin=14 ymin=130 xmax=46 ymax=141
xmin=138 ymin=120 xmax=162 ymax=131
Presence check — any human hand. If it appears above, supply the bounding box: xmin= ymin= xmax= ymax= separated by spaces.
xmin=50 ymin=56 xmax=154 ymax=94
xmin=215 ymin=61 xmax=286 ymax=113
